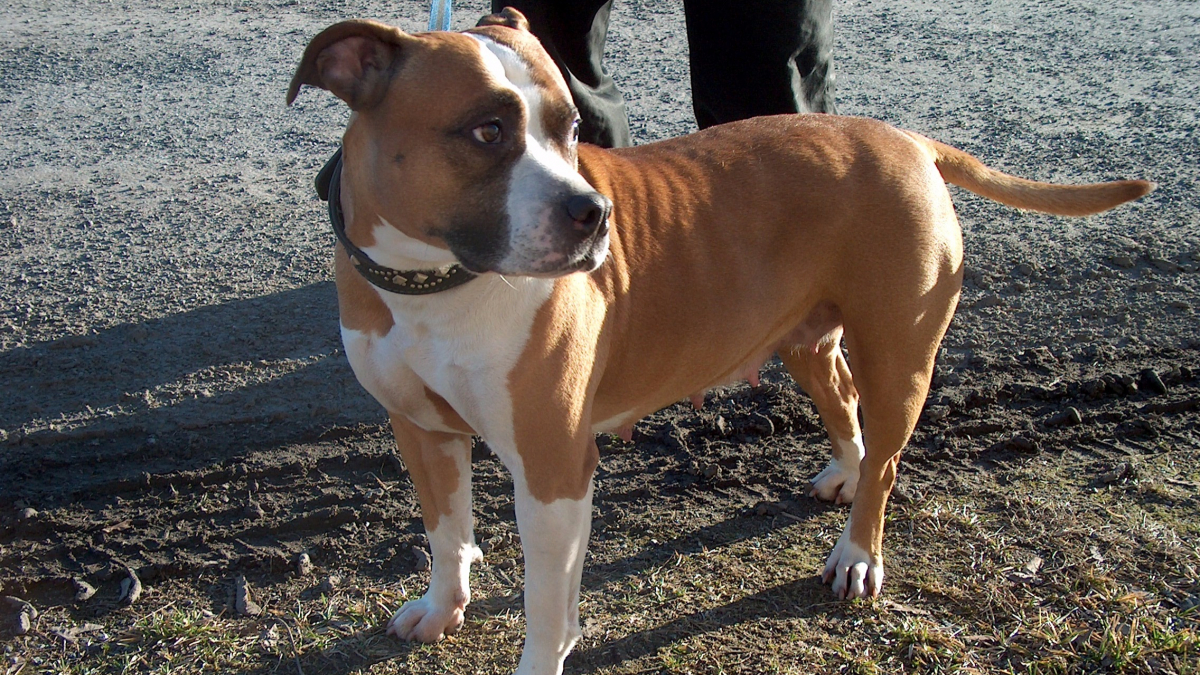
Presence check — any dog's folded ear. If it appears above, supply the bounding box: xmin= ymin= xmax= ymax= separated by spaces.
xmin=475 ymin=7 xmax=530 ymax=32
xmin=287 ymin=20 xmax=411 ymax=110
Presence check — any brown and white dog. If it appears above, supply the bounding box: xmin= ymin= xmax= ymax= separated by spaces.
xmin=287 ymin=8 xmax=1151 ymax=673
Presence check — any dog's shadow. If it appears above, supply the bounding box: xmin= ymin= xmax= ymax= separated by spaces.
xmin=567 ymin=575 xmax=842 ymax=672
xmin=577 ymin=505 xmax=846 ymax=671
xmin=0 ymin=281 xmax=382 ymax=506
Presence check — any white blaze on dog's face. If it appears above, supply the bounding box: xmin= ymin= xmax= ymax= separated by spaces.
xmin=287 ymin=17 xmax=611 ymax=277
xmin=468 ymin=32 xmax=612 ymax=276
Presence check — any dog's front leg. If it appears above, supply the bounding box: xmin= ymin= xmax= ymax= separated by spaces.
xmin=385 ymin=413 xmax=480 ymax=642
xmin=488 ymin=433 xmax=598 ymax=675
xmin=513 ymin=473 xmax=594 ymax=675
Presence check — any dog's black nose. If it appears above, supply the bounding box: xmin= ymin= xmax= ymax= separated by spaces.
xmin=566 ymin=193 xmax=611 ymax=236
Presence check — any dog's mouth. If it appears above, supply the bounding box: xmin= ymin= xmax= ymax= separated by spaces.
xmin=457 ymin=226 xmax=610 ymax=278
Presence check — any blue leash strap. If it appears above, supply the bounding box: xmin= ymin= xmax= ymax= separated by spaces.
xmin=428 ymin=0 xmax=453 ymax=31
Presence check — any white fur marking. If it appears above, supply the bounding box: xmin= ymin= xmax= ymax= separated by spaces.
xmin=823 ymin=520 xmax=884 ymax=599
xmin=470 ymin=35 xmax=604 ymax=275
xmin=387 ymin=438 xmax=480 ymax=642
xmin=810 ymin=434 xmax=865 ymax=503
xmin=360 ymin=216 xmax=459 ymax=270
xmin=592 ymin=410 xmax=637 ymax=434
xmin=510 ymin=473 xmax=593 ymax=675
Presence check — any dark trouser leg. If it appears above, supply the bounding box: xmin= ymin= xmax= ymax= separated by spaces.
xmin=682 ymin=0 xmax=836 ymax=129
xmin=493 ymin=0 xmax=633 ymax=148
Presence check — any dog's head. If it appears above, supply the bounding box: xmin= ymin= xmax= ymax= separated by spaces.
xmin=287 ymin=8 xmax=611 ymax=278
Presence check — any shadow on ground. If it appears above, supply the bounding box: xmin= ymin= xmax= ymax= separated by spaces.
xmin=0 ymin=282 xmax=382 ymax=506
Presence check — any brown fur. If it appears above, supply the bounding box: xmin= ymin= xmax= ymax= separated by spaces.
xmin=388 ymin=414 xmax=468 ymax=532
xmin=334 ymin=244 xmax=394 ymax=336
xmin=508 ymin=275 xmax=605 ymax=503
xmin=905 ymin=131 xmax=1154 ymax=215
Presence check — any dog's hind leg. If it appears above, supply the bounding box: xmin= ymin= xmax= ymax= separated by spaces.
xmin=385 ymin=414 xmax=480 ymax=642
xmin=821 ymin=253 xmax=961 ymax=599
xmin=779 ymin=327 xmax=864 ymax=504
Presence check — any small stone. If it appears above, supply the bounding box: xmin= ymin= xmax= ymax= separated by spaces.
xmin=924 ymin=406 xmax=949 ymax=423
xmin=17 ymin=507 xmax=37 ymax=520
xmin=0 ymin=428 xmax=7 ymax=443
xmin=1008 ymin=435 xmax=1038 ymax=453
xmin=1098 ymin=462 xmax=1134 ymax=485
xmin=72 ymin=579 xmax=97 ymax=603
xmin=2 ymin=596 xmax=37 ymax=636
xmin=1110 ymin=255 xmax=1136 ymax=269
xmin=1112 ymin=235 xmax=1142 ymax=251
xmin=973 ymin=294 xmax=1002 ymax=309
xmin=296 ymin=552 xmax=313 ymax=577
xmin=1150 ymin=258 xmax=1183 ymax=274
xmin=1140 ymin=369 xmax=1168 ymax=395
xmin=234 ymin=576 xmax=262 ymax=616
xmin=318 ymin=575 xmax=340 ymax=594
xmin=1014 ymin=263 xmax=1034 ymax=277
xmin=412 ymin=546 xmax=431 ymax=572
xmin=118 ymin=567 xmax=142 ymax=606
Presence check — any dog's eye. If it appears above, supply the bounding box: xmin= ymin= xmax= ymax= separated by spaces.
xmin=570 ymin=119 xmax=580 ymax=144
xmin=472 ymin=121 xmax=503 ymax=144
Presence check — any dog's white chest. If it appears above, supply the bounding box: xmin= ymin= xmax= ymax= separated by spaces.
xmin=340 ymin=276 xmax=553 ymax=439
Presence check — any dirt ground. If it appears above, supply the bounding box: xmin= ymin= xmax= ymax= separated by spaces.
xmin=2 ymin=0 xmax=1199 ymax=673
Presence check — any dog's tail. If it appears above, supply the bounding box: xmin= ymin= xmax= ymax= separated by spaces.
xmin=903 ymin=131 xmax=1155 ymax=216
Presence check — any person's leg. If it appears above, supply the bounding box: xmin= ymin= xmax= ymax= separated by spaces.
xmin=493 ymin=0 xmax=633 ymax=148
xmin=683 ymin=0 xmax=836 ymax=129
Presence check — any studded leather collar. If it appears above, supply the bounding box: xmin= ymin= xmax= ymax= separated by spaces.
xmin=316 ymin=148 xmax=478 ymax=295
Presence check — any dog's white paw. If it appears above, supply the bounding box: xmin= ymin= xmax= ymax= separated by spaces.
xmin=386 ymin=593 xmax=466 ymax=643
xmin=809 ymin=459 xmax=859 ymax=503
xmin=821 ymin=528 xmax=883 ymax=599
